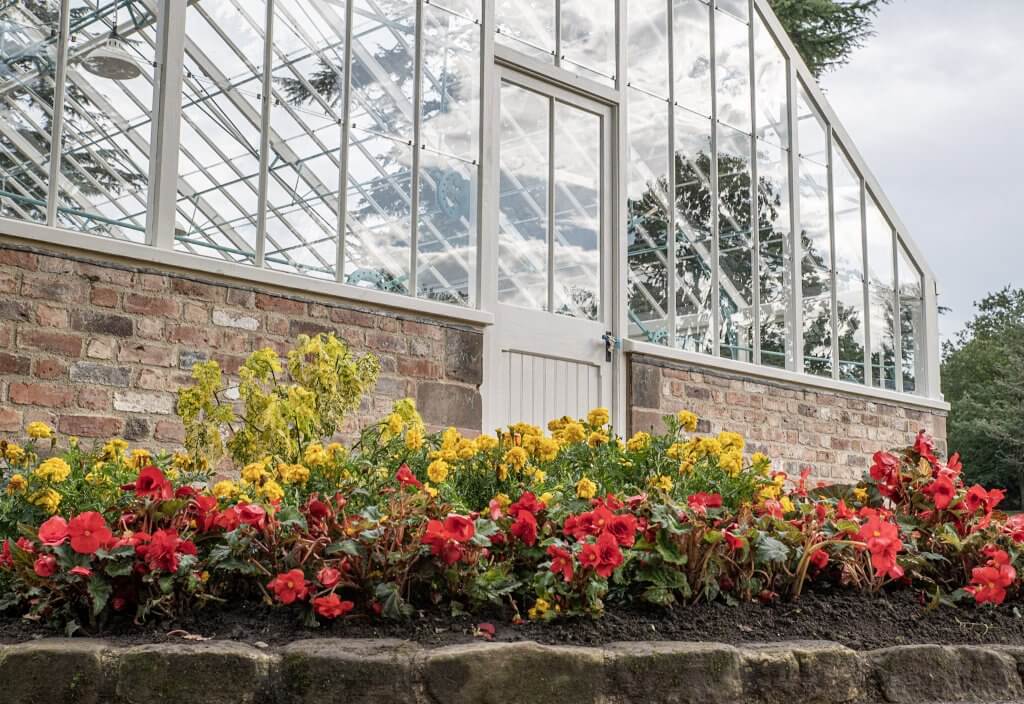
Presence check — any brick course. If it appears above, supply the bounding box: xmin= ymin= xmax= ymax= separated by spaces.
xmin=0 ymin=244 xmax=484 ymax=447
xmin=628 ymin=354 xmax=948 ymax=485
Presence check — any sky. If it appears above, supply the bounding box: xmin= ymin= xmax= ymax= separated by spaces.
xmin=818 ymin=0 xmax=1024 ymax=343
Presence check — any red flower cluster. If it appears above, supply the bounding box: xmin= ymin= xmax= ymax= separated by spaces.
xmin=508 ymin=492 xmax=545 ymax=546
xmin=857 ymin=509 xmax=904 ymax=580
xmin=967 ymin=547 xmax=1017 ymax=606
xmin=133 ymin=529 xmax=197 ymax=574
xmin=268 ymin=568 xmax=309 ymax=604
xmin=422 ymin=514 xmax=476 ymax=565
xmin=559 ymin=499 xmax=638 ymax=580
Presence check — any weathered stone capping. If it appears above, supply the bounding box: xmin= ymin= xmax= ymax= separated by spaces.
xmin=1 ymin=638 xmax=1022 ymax=704
xmin=628 ymin=354 xmax=949 ymax=485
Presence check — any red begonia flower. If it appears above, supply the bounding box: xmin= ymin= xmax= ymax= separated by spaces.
xmin=38 ymin=516 xmax=69 ymax=546
xmin=313 ymin=593 xmax=354 ymax=619
xmin=395 ymin=464 xmax=422 ymax=489
xmin=68 ymin=512 xmax=113 ymax=555
xmin=511 ymin=511 xmax=538 ymax=546
xmin=33 ymin=554 xmax=57 ymax=578
xmin=268 ymin=568 xmax=309 ymax=604
xmin=547 ymin=545 xmax=574 ymax=583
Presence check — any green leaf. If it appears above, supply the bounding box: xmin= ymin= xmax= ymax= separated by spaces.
xmin=374 ymin=583 xmax=413 ymax=621
xmin=105 ymin=560 xmax=134 ymax=578
xmin=87 ymin=578 xmax=112 ymax=617
xmin=654 ymin=531 xmax=688 ymax=566
xmin=325 ymin=539 xmax=363 ymax=557
xmin=276 ymin=506 xmax=308 ymax=531
xmin=755 ymin=535 xmax=790 ymax=564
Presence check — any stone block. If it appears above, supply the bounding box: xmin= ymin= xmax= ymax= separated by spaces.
xmin=605 ymin=641 xmax=743 ymax=704
xmin=630 ymin=363 xmax=662 ymax=409
xmin=0 ymin=639 xmax=108 ymax=704
xmin=740 ymin=641 xmax=865 ymax=704
xmin=444 ymin=327 xmax=483 ymax=385
xmin=277 ymin=639 xmax=419 ymax=704
xmin=417 ymin=382 xmax=482 ymax=430
xmin=70 ymin=362 xmax=133 ymax=387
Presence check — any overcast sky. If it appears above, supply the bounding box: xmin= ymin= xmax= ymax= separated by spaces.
xmin=818 ymin=0 xmax=1024 ymax=342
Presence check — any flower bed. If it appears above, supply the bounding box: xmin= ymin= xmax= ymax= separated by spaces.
xmin=0 ymin=335 xmax=1019 ymax=635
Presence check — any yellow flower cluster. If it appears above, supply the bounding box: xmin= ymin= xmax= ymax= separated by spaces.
xmin=676 ymin=410 xmax=699 ymax=432
xmin=30 ymin=487 xmax=61 ymax=514
xmin=277 ymin=463 xmax=310 ymax=485
xmin=576 ymin=476 xmax=597 ymax=499
xmin=5 ymin=473 xmax=27 ymax=495
xmin=26 ymin=421 xmax=53 ymax=440
xmin=587 ymin=407 xmax=609 ymax=428
xmin=4 ymin=443 xmax=25 ymax=463
xmin=626 ymin=431 xmax=651 ymax=452
xmin=34 ymin=457 xmax=71 ymax=483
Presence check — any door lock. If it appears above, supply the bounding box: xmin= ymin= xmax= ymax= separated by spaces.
xmin=602 ymin=331 xmax=620 ymax=362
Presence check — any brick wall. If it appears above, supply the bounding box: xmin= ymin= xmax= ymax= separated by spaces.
xmin=628 ymin=353 xmax=948 ymax=485
xmin=0 ymin=244 xmax=483 ymax=448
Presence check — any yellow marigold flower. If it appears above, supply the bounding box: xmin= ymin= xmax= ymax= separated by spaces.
xmin=241 ymin=462 xmax=268 ymax=483
xmin=751 ymin=452 xmax=771 ymax=474
xmin=587 ymin=407 xmax=610 ymax=428
xmin=259 ymin=479 xmax=284 ymax=502
xmin=576 ymin=476 xmax=597 ymax=500
xmin=561 ymin=422 xmax=586 ymax=444
xmin=34 ymin=457 xmax=71 ymax=483
xmin=531 ymin=468 xmax=547 ymax=484
xmin=587 ymin=431 xmax=609 ymax=448
xmin=4 ymin=443 xmax=25 ymax=463
xmin=26 ymin=421 xmax=53 ymax=440
xmin=441 ymin=427 xmax=460 ymax=451
xmin=853 ymin=487 xmax=868 ymax=504
xmin=547 ymin=416 xmax=571 ymax=433
xmin=30 ymin=487 xmax=61 ymax=514
xmin=493 ymin=493 xmax=511 ymax=507
xmin=130 ymin=449 xmax=153 ymax=470
xmin=278 ymin=463 xmax=310 ymax=485
xmin=510 ymin=422 xmax=542 ymax=438
xmin=171 ymin=452 xmax=191 ymax=471
xmin=326 ymin=442 xmax=346 ymax=460
xmin=165 ymin=468 xmax=180 ymax=482
xmin=528 ymin=597 xmax=551 ymax=621
xmin=720 ymin=449 xmax=743 ymax=476
xmin=5 ymin=473 xmax=27 ymax=495
xmin=423 ymin=484 xmax=438 ymax=498
xmin=650 ymin=474 xmax=674 ymax=492
xmin=504 ymin=446 xmax=529 ymax=471
xmin=212 ymin=480 xmax=238 ymax=498
xmin=534 ymin=437 xmax=560 ymax=462
xmin=626 ymin=432 xmax=651 ymax=452
xmin=85 ymin=470 xmax=108 ymax=486
xmin=678 ymin=459 xmax=695 ymax=475
xmin=456 ymin=438 xmax=477 ymax=460
xmin=699 ymin=438 xmax=723 ymax=456
xmin=385 ymin=412 xmax=404 ymax=438
xmin=475 ymin=434 xmax=499 ymax=452
xmin=539 ymin=492 xmax=554 ymax=506
xmin=427 ymin=459 xmax=449 ymax=484
xmin=102 ymin=438 xmax=129 ymax=461
xmin=718 ymin=431 xmax=745 ymax=452
xmin=676 ymin=410 xmax=699 ymax=432
xmin=780 ymin=497 xmax=795 ymax=514
xmin=497 ymin=464 xmax=509 ymax=481
xmin=304 ymin=443 xmax=329 ymax=467
xmin=405 ymin=426 xmax=425 ymax=451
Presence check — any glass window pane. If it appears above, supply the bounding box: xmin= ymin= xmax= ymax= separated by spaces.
xmin=673 ymin=0 xmax=712 ymax=117
xmin=869 ymin=283 xmax=897 ymax=390
xmin=674 ymin=108 xmax=714 ymax=353
xmin=421 ymin=2 xmax=480 ymax=162
xmin=553 ymin=103 xmax=601 ymax=319
xmin=350 ymin=0 xmax=416 ymax=143
xmin=898 ymin=244 xmax=925 ymax=393
xmin=799 ymin=156 xmax=833 ymax=377
xmin=796 ymin=87 xmax=826 ymax=164
xmin=756 ymin=140 xmax=791 ymax=369
xmin=717 ymin=0 xmax=749 ymax=22
xmin=628 ymin=0 xmax=670 ymax=98
xmin=265 ymin=0 xmax=348 ymax=280
xmin=715 ymin=10 xmax=751 ymax=133
xmin=832 ymin=144 xmax=865 ymax=382
xmin=753 ymin=12 xmax=788 ymax=149
xmin=865 ymin=194 xmax=895 ymax=290
xmin=717 ymin=123 xmax=753 ymax=362
xmin=174 ymin=3 xmax=266 ymax=264
xmin=561 ymin=0 xmax=616 ymax=86
xmin=496 ymin=0 xmax=555 ymax=63
xmin=0 ymin=3 xmax=57 ymax=225
xmin=417 ymin=153 xmax=477 ymax=305
xmin=497 ymin=83 xmax=548 ymax=310
xmin=626 ymin=90 xmax=670 ymax=343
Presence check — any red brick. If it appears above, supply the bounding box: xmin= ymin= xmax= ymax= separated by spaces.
xmin=397 ymin=357 xmax=441 ymax=379
xmin=8 ymin=382 xmax=75 ymax=407
xmin=0 ymin=249 xmax=38 ymax=270
xmin=182 ymin=302 xmax=208 ymax=324
xmin=154 ymin=419 xmax=186 ymax=443
xmin=330 ymin=308 xmax=376 ymax=328
xmin=402 ymin=319 xmax=444 ymax=340
xmin=0 ymin=321 xmax=11 ymax=348
xmin=58 ymin=414 xmax=124 ymax=438
xmin=365 ymin=330 xmax=407 ymax=354
xmin=124 ymin=292 xmax=180 ymax=317
xmin=36 ymin=304 xmax=68 ymax=328
xmin=0 ymin=272 xmax=17 ymax=294
xmin=211 ymin=353 xmax=247 ymax=376
xmin=90 ymin=286 xmax=120 ymax=308
xmin=32 ymin=358 xmax=67 ymax=380
xmin=75 ymin=261 xmax=128 ymax=284
xmin=37 ymin=255 xmax=74 ymax=273
xmin=77 ymin=387 xmax=111 ymax=411
xmin=266 ymin=315 xmax=289 ymax=336
xmin=171 ymin=277 xmax=222 ymax=302
xmin=168 ymin=324 xmax=217 ymax=346
xmin=226 ymin=288 xmax=255 ymax=307
xmin=18 ymin=329 xmax=82 ymax=357
xmin=0 ymin=352 xmax=30 ymax=375
xmin=20 ymin=274 xmax=88 ymax=302
xmin=118 ymin=343 xmax=175 ymax=367
xmin=0 ymin=406 xmax=22 ymax=432
xmin=256 ymin=293 xmax=306 ymax=315
xmin=137 ymin=273 xmax=168 ymax=291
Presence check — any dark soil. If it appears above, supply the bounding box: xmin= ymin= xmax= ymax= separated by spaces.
xmin=4 ymin=589 xmax=1024 ymax=650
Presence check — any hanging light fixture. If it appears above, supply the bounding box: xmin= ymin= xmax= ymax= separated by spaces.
xmin=82 ymin=5 xmax=142 ymax=82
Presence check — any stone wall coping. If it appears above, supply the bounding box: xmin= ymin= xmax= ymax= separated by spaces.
xmin=626 ymin=339 xmax=951 ymax=414
xmin=0 ymin=637 xmax=1020 ymax=703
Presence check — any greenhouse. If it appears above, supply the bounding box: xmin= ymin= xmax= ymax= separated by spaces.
xmin=0 ymin=0 xmax=944 ymax=475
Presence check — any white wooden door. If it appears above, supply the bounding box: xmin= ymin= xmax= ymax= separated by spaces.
xmin=485 ymin=67 xmax=616 ymax=429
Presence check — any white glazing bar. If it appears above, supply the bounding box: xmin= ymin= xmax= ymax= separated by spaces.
xmin=546 ymin=96 xmax=556 ymax=311
xmin=665 ymin=0 xmax=677 ymax=348
xmin=409 ymin=0 xmax=425 ymax=296
xmin=892 ymin=228 xmax=903 ymax=394
xmin=476 ymin=0 xmax=496 ymax=308
xmin=45 ymin=0 xmax=71 ymax=226
xmin=613 ymin=0 xmax=629 ymax=431
xmin=147 ymin=0 xmax=188 ymax=250
xmin=785 ymin=42 xmax=800 ymax=373
xmin=748 ymin=0 xmax=760 ymax=364
xmin=709 ymin=2 xmax=721 ymax=354
xmin=923 ymin=271 xmax=941 ymax=397
xmin=826 ymin=127 xmax=839 ymax=381
xmin=254 ymin=0 xmax=276 ymax=268
xmin=860 ymin=176 xmax=872 ymax=387
xmin=336 ymin=0 xmax=356 ymax=282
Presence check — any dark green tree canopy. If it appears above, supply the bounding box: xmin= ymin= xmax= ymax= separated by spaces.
xmin=942 ymin=288 xmax=1024 ymax=508
xmin=768 ymin=0 xmax=890 ymax=76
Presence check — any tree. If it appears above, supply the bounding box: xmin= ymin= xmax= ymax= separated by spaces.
xmin=941 ymin=288 xmax=1024 ymax=508
xmin=767 ymin=0 xmax=890 ymax=76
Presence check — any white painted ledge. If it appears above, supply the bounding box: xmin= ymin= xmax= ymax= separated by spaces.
xmin=625 ymin=338 xmax=951 ymax=413
xmin=0 ymin=218 xmax=494 ymax=327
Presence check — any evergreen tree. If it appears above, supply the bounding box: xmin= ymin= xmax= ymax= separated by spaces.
xmin=767 ymin=0 xmax=890 ymax=76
